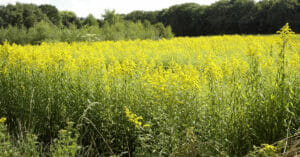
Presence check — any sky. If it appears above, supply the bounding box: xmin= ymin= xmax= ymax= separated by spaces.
xmin=0 ymin=0 xmax=219 ymax=18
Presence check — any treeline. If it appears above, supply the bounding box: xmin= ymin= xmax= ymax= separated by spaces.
xmin=0 ymin=4 xmax=173 ymax=44
xmin=125 ymin=0 xmax=300 ymax=36
xmin=0 ymin=0 xmax=299 ymax=44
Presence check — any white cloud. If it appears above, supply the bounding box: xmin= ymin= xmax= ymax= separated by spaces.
xmin=0 ymin=0 xmax=218 ymax=18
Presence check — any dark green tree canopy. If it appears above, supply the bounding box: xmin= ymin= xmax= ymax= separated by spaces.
xmin=39 ymin=4 xmax=61 ymax=26
xmin=59 ymin=11 xmax=78 ymax=27
xmin=125 ymin=0 xmax=299 ymax=35
xmin=83 ymin=14 xmax=98 ymax=26
xmin=125 ymin=10 xmax=159 ymax=24
xmin=102 ymin=9 xmax=123 ymax=25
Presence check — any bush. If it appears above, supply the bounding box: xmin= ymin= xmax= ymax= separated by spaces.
xmin=0 ymin=20 xmax=173 ymax=45
xmin=0 ymin=26 xmax=28 ymax=45
xmin=27 ymin=21 xmax=60 ymax=44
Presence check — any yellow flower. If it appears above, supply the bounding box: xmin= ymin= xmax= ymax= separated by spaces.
xmin=143 ymin=124 xmax=151 ymax=128
xmin=0 ymin=117 xmax=7 ymax=123
xmin=124 ymin=106 xmax=147 ymax=128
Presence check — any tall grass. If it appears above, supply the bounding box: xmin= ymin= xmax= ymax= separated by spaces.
xmin=0 ymin=24 xmax=299 ymax=156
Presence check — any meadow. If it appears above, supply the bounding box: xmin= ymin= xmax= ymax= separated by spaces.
xmin=0 ymin=24 xmax=299 ymax=156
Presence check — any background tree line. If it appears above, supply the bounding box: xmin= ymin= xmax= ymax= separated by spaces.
xmin=0 ymin=0 xmax=299 ymax=44
xmin=125 ymin=0 xmax=299 ymax=36
xmin=0 ymin=4 xmax=173 ymax=44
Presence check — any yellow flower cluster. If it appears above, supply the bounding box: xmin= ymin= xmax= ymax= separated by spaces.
xmin=276 ymin=23 xmax=295 ymax=43
xmin=258 ymin=144 xmax=277 ymax=155
xmin=0 ymin=35 xmax=299 ymax=105
xmin=124 ymin=106 xmax=150 ymax=128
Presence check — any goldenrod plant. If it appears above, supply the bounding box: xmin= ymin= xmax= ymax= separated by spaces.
xmin=0 ymin=24 xmax=299 ymax=156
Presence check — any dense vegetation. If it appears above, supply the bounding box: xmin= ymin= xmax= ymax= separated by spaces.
xmin=125 ymin=0 xmax=300 ymax=35
xmin=0 ymin=0 xmax=299 ymax=156
xmin=0 ymin=20 xmax=173 ymax=45
xmin=0 ymin=0 xmax=299 ymax=45
xmin=0 ymin=4 xmax=173 ymax=45
xmin=0 ymin=24 xmax=299 ymax=156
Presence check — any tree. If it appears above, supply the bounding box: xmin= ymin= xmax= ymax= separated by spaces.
xmin=238 ymin=0 xmax=259 ymax=33
xmin=202 ymin=0 xmax=233 ymax=34
xmin=83 ymin=14 xmax=98 ymax=26
xmin=60 ymin=11 xmax=78 ymax=27
xmin=102 ymin=9 xmax=122 ymax=25
xmin=161 ymin=3 xmax=202 ymax=36
xmin=228 ymin=0 xmax=257 ymax=33
xmin=254 ymin=0 xmax=298 ymax=33
xmin=125 ymin=11 xmax=144 ymax=22
xmin=39 ymin=4 xmax=61 ymax=26
xmin=154 ymin=22 xmax=174 ymax=38
xmin=125 ymin=10 xmax=159 ymax=24
xmin=21 ymin=3 xmax=48 ymax=28
xmin=1 ymin=4 xmax=24 ymax=27
xmin=0 ymin=3 xmax=47 ymax=28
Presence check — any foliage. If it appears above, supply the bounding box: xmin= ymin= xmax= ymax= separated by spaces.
xmin=60 ymin=11 xmax=78 ymax=28
xmin=0 ymin=0 xmax=299 ymax=37
xmin=0 ymin=20 xmax=173 ymax=45
xmin=83 ymin=14 xmax=98 ymax=27
xmin=27 ymin=21 xmax=60 ymax=44
xmin=125 ymin=10 xmax=159 ymax=24
xmin=0 ymin=117 xmax=81 ymax=157
xmin=126 ymin=0 xmax=300 ymax=35
xmin=39 ymin=4 xmax=61 ymax=26
xmin=50 ymin=122 xmax=80 ymax=157
xmin=0 ymin=117 xmax=41 ymax=156
xmin=102 ymin=9 xmax=123 ymax=25
xmin=0 ymin=24 xmax=299 ymax=156
xmin=246 ymin=132 xmax=300 ymax=157
xmin=0 ymin=26 xmax=28 ymax=45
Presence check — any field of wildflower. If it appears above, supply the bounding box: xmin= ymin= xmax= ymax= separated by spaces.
xmin=0 ymin=24 xmax=299 ymax=156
